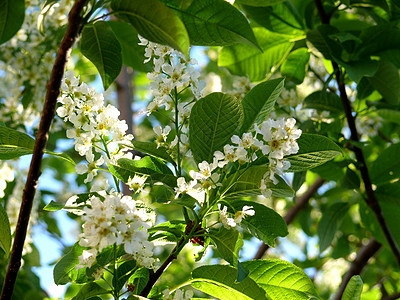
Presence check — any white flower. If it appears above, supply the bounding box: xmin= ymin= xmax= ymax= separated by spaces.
xmin=154 ymin=125 xmax=171 ymax=147
xmin=218 ymin=204 xmax=236 ymax=229
xmin=234 ymin=205 xmax=255 ymax=223
xmin=175 ymin=177 xmax=197 ymax=198
xmin=127 ymin=175 xmax=147 ymax=193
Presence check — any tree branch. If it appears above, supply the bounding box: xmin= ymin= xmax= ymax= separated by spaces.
xmin=334 ymin=238 xmax=381 ymax=300
xmin=314 ymin=0 xmax=400 ymax=267
xmin=253 ymin=177 xmax=325 ymax=260
xmin=0 ymin=1 xmax=88 ymax=299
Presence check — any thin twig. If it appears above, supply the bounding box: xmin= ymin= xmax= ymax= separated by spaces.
xmin=0 ymin=1 xmax=88 ymax=299
xmin=314 ymin=0 xmax=400 ymax=267
xmin=334 ymin=238 xmax=381 ymax=300
xmin=253 ymin=177 xmax=325 ymax=260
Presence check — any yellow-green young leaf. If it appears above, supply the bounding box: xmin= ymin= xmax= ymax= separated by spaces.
xmin=189 ymin=92 xmax=243 ymax=164
xmin=0 ymin=0 xmax=25 ymax=44
xmin=80 ymin=21 xmax=122 ymax=90
xmin=286 ymin=134 xmax=342 ymax=172
xmin=229 ymin=200 xmax=288 ymax=247
xmin=0 ymin=126 xmax=75 ymax=164
xmin=243 ymin=259 xmax=320 ymax=299
xmin=370 ymin=143 xmax=400 ymax=185
xmin=0 ymin=204 xmax=11 ymax=257
xmin=218 ymin=28 xmax=293 ymax=81
xmin=281 ymin=48 xmax=310 ymax=84
xmin=190 ymin=265 xmax=268 ymax=299
xmin=342 ymin=275 xmax=363 ymax=300
xmin=162 ymin=0 xmax=260 ymax=48
xmin=240 ymin=78 xmax=284 ymax=134
xmin=317 ymin=202 xmax=350 ymax=252
xmin=111 ymin=0 xmax=189 ymax=56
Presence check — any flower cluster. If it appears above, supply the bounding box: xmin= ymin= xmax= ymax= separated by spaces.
xmin=162 ymin=288 xmax=194 ymax=300
xmin=218 ymin=204 xmax=255 ymax=229
xmin=0 ymin=0 xmax=72 ymax=127
xmin=75 ymin=192 xmax=155 ymax=270
xmin=139 ymin=36 xmax=205 ymax=115
xmin=176 ymin=118 xmax=301 ymax=202
xmin=57 ymin=71 xmax=134 ymax=183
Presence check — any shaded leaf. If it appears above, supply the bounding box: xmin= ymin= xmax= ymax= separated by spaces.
xmin=72 ymin=282 xmax=108 ymax=300
xmin=240 ymin=78 xmax=284 ymax=134
xmin=0 ymin=204 xmax=11 ymax=257
xmin=369 ymin=143 xmax=400 ymax=185
xmin=0 ymin=0 xmax=25 ymax=44
xmin=229 ymin=200 xmax=288 ymax=247
xmin=130 ymin=141 xmax=176 ymax=165
xmin=281 ymin=48 xmax=310 ymax=84
xmin=304 ymin=91 xmax=343 ymax=114
xmin=287 ymin=134 xmax=342 ymax=172
xmin=53 ymin=243 xmax=85 ymax=285
xmin=81 ymin=21 xmax=122 ymax=90
xmin=317 ymin=202 xmax=349 ymax=252
xmin=368 ymin=60 xmax=400 ymax=105
xmin=209 ymin=227 xmax=243 ymax=266
xmin=111 ymin=0 xmax=189 ymax=56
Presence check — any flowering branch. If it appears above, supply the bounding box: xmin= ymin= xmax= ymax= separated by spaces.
xmin=314 ymin=0 xmax=400 ymax=267
xmin=0 ymin=1 xmax=88 ymax=299
xmin=333 ymin=238 xmax=381 ymax=300
xmin=253 ymin=177 xmax=325 ymax=259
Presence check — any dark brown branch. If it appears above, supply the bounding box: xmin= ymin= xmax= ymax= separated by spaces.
xmin=0 ymin=1 xmax=88 ymax=299
xmin=253 ymin=177 xmax=325 ymax=260
xmin=314 ymin=0 xmax=400 ymax=267
xmin=334 ymin=238 xmax=381 ymax=300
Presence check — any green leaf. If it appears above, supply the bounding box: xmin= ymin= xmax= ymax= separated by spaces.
xmin=236 ymin=0 xmax=285 ymax=6
xmin=223 ymin=166 xmax=294 ymax=199
xmin=108 ymin=21 xmax=152 ymax=73
xmin=80 ymin=21 xmax=122 ymax=90
xmin=303 ymin=91 xmax=343 ymax=114
xmin=341 ymin=168 xmax=360 ymax=189
xmin=281 ymin=48 xmax=310 ymax=84
xmin=218 ymin=28 xmax=294 ymax=81
xmin=339 ymin=59 xmax=379 ymax=83
xmin=0 ymin=204 xmax=11 ymax=257
xmin=317 ymin=202 xmax=350 ymax=252
xmin=53 ymin=243 xmax=85 ymax=285
xmin=287 ymin=134 xmax=342 ymax=172
xmin=189 ymin=92 xmax=243 ymax=163
xmin=116 ymin=260 xmax=137 ymax=291
xmin=128 ymin=268 xmax=149 ymax=295
xmin=342 ymin=275 xmax=363 ymax=300
xmin=72 ymin=282 xmax=109 ymax=300
xmin=162 ymin=0 xmax=260 ymax=48
xmin=0 ymin=126 xmax=35 ymax=159
xmin=368 ymin=60 xmax=400 ymax=105
xmin=242 ymin=3 xmax=303 ymax=36
xmin=240 ymin=78 xmax=285 ymax=134
xmin=360 ymin=182 xmax=400 ymax=248
xmin=306 ymin=26 xmax=341 ymax=60
xmin=148 ymin=220 xmax=186 ymax=240
xmin=190 ymin=265 xmax=268 ymax=299
xmin=376 ymin=109 xmax=400 ymax=125
xmin=209 ymin=227 xmax=243 ymax=266
xmin=43 ymin=201 xmax=65 ymax=212
xmin=243 ymin=259 xmax=319 ymax=299
xmin=0 ymin=0 xmax=25 ymax=44
xmin=369 ymin=143 xmax=400 ymax=185
xmin=111 ymin=0 xmax=190 ymax=56
xmin=229 ymin=200 xmax=288 ymax=247
xmin=118 ymin=154 xmax=173 ymax=175
xmin=0 ymin=126 xmax=75 ymax=164
xmin=130 ymin=141 xmax=176 ymax=165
